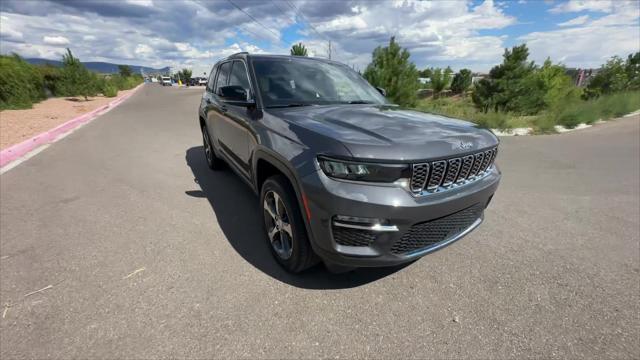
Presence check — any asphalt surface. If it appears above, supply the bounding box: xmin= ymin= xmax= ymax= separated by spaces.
xmin=1 ymin=85 xmax=638 ymax=359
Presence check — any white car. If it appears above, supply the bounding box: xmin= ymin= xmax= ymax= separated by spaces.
xmin=160 ymin=76 xmax=172 ymax=86
xmin=198 ymin=78 xmax=207 ymax=86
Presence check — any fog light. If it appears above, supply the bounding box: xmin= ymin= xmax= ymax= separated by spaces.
xmin=333 ymin=215 xmax=399 ymax=232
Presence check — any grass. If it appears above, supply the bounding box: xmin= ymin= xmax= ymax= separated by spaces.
xmin=414 ymin=96 xmax=532 ymax=131
xmin=414 ymin=92 xmax=640 ymax=133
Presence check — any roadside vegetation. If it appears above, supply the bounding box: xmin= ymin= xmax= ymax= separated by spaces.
xmin=0 ymin=49 xmax=143 ymax=110
xmin=363 ymin=38 xmax=640 ymax=133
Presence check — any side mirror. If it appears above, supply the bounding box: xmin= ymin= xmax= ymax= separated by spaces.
xmin=376 ymin=87 xmax=387 ymax=96
xmin=218 ymin=85 xmax=255 ymax=107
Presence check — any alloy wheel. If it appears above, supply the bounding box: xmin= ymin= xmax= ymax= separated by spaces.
xmin=202 ymin=129 xmax=212 ymax=164
xmin=263 ymin=190 xmax=294 ymax=260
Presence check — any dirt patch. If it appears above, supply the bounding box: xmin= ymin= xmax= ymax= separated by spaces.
xmin=0 ymin=89 xmax=136 ymax=150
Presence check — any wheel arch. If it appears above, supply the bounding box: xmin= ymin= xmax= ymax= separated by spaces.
xmin=253 ymin=149 xmax=315 ymax=245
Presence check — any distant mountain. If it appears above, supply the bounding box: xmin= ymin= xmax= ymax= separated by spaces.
xmin=25 ymin=58 xmax=170 ymax=75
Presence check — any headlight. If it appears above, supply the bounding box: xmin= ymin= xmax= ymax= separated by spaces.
xmin=318 ymin=157 xmax=410 ymax=182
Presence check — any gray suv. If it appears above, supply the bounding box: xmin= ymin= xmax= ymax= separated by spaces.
xmin=199 ymin=53 xmax=500 ymax=273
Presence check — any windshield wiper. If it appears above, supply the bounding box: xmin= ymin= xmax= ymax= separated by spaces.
xmin=266 ymin=103 xmax=313 ymax=108
xmin=345 ymin=100 xmax=376 ymax=104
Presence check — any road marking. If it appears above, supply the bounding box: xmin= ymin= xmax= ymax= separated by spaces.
xmin=123 ymin=267 xmax=146 ymax=279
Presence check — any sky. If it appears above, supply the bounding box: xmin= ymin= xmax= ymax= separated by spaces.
xmin=0 ymin=0 xmax=639 ymax=76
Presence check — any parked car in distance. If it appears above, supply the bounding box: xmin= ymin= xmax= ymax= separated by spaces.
xmin=160 ymin=76 xmax=172 ymax=86
xmin=198 ymin=77 xmax=207 ymax=86
xmin=198 ymin=53 xmax=501 ymax=273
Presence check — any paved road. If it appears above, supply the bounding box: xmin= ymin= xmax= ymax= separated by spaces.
xmin=1 ymin=85 xmax=638 ymax=359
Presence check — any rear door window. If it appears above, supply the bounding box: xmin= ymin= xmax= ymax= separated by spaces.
xmin=206 ymin=65 xmax=218 ymax=91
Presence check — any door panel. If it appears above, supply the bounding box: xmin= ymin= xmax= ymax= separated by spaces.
xmin=207 ymin=61 xmax=232 ymax=157
xmin=223 ymin=60 xmax=253 ymax=170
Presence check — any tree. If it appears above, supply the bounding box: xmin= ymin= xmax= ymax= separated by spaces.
xmin=584 ymin=52 xmax=640 ymax=98
xmin=290 ymin=43 xmax=308 ymax=56
xmin=180 ymin=68 xmax=192 ymax=85
xmin=472 ymin=44 xmax=539 ymax=113
xmin=450 ymin=69 xmax=472 ymax=95
xmin=58 ymin=48 xmax=97 ymax=101
xmin=535 ymin=58 xmax=579 ymax=109
xmin=429 ymin=67 xmax=453 ymax=97
xmin=118 ymin=65 xmax=132 ymax=78
xmin=363 ymin=36 xmax=419 ymax=106
xmin=418 ymin=68 xmax=432 ymax=78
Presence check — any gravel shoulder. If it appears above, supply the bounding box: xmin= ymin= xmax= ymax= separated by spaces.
xmin=0 ymin=88 xmax=137 ymax=150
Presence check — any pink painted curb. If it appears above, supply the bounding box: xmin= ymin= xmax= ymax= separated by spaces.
xmin=0 ymin=83 xmax=144 ymax=168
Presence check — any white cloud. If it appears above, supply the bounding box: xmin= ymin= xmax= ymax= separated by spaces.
xmin=0 ymin=0 xmax=637 ymax=74
xmin=316 ymin=15 xmax=367 ymax=32
xmin=558 ymin=15 xmax=590 ymax=27
xmin=42 ymin=35 xmax=69 ymax=46
xmin=549 ymin=0 xmax=614 ymax=14
xmin=520 ymin=25 xmax=639 ymax=68
xmin=134 ymin=43 xmax=154 ymax=57
xmin=125 ymin=0 xmax=153 ymax=7
xmin=521 ymin=0 xmax=639 ymax=68
xmin=0 ymin=14 xmax=24 ymax=42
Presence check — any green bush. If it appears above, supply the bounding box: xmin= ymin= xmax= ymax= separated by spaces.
xmin=37 ymin=64 xmax=62 ymax=97
xmin=542 ymin=91 xmax=640 ymax=129
xmin=474 ymin=111 xmax=510 ymax=130
xmin=102 ymin=84 xmax=118 ymax=97
xmin=106 ymin=74 xmax=142 ymax=91
xmin=0 ymin=49 xmax=145 ymax=110
xmin=532 ymin=114 xmax=557 ymax=134
xmin=416 ymin=97 xmax=514 ymax=130
xmin=0 ymin=54 xmax=45 ymax=110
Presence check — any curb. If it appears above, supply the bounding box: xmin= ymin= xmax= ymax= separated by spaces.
xmin=0 ymin=84 xmax=144 ymax=169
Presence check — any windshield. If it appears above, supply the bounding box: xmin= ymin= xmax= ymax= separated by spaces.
xmin=252 ymin=57 xmax=387 ymax=108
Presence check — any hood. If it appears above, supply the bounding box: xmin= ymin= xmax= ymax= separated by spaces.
xmin=268 ymin=104 xmax=499 ymax=161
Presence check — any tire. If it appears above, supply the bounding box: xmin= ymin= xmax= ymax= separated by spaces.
xmin=201 ymin=125 xmax=224 ymax=170
xmin=260 ymin=175 xmax=319 ymax=273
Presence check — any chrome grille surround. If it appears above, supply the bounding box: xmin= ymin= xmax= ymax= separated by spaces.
xmin=410 ymin=147 xmax=498 ymax=195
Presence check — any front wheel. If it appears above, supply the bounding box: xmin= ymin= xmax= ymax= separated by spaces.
xmin=260 ymin=175 xmax=318 ymax=273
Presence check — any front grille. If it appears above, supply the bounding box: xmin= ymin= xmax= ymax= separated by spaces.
xmin=390 ymin=203 xmax=484 ymax=254
xmin=333 ymin=226 xmax=376 ymax=247
xmin=410 ymin=147 xmax=497 ymax=194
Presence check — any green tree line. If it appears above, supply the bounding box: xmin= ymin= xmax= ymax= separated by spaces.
xmin=0 ymin=49 xmax=144 ymax=110
xmin=362 ymin=37 xmax=639 ymax=130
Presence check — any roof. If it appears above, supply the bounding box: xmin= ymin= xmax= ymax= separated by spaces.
xmin=220 ymin=52 xmax=342 ymax=66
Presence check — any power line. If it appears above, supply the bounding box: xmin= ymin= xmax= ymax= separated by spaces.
xmin=284 ymin=0 xmax=324 ymax=40
xmin=227 ymin=0 xmax=282 ymax=43
xmin=270 ymin=0 xmax=295 ymax=26
xmin=283 ymin=0 xmax=333 ymax=59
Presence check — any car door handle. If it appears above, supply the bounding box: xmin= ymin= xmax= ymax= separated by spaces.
xmin=205 ymin=98 xmax=212 ymax=104
xmin=220 ymin=105 xmax=228 ymax=113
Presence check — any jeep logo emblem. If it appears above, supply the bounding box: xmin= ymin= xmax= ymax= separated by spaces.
xmin=458 ymin=141 xmax=473 ymax=150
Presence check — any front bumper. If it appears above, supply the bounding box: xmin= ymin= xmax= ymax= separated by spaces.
xmin=300 ymin=165 xmax=501 ymax=267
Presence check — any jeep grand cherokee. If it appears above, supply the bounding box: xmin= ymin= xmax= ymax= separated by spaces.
xmin=199 ymin=52 xmax=500 ymax=273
